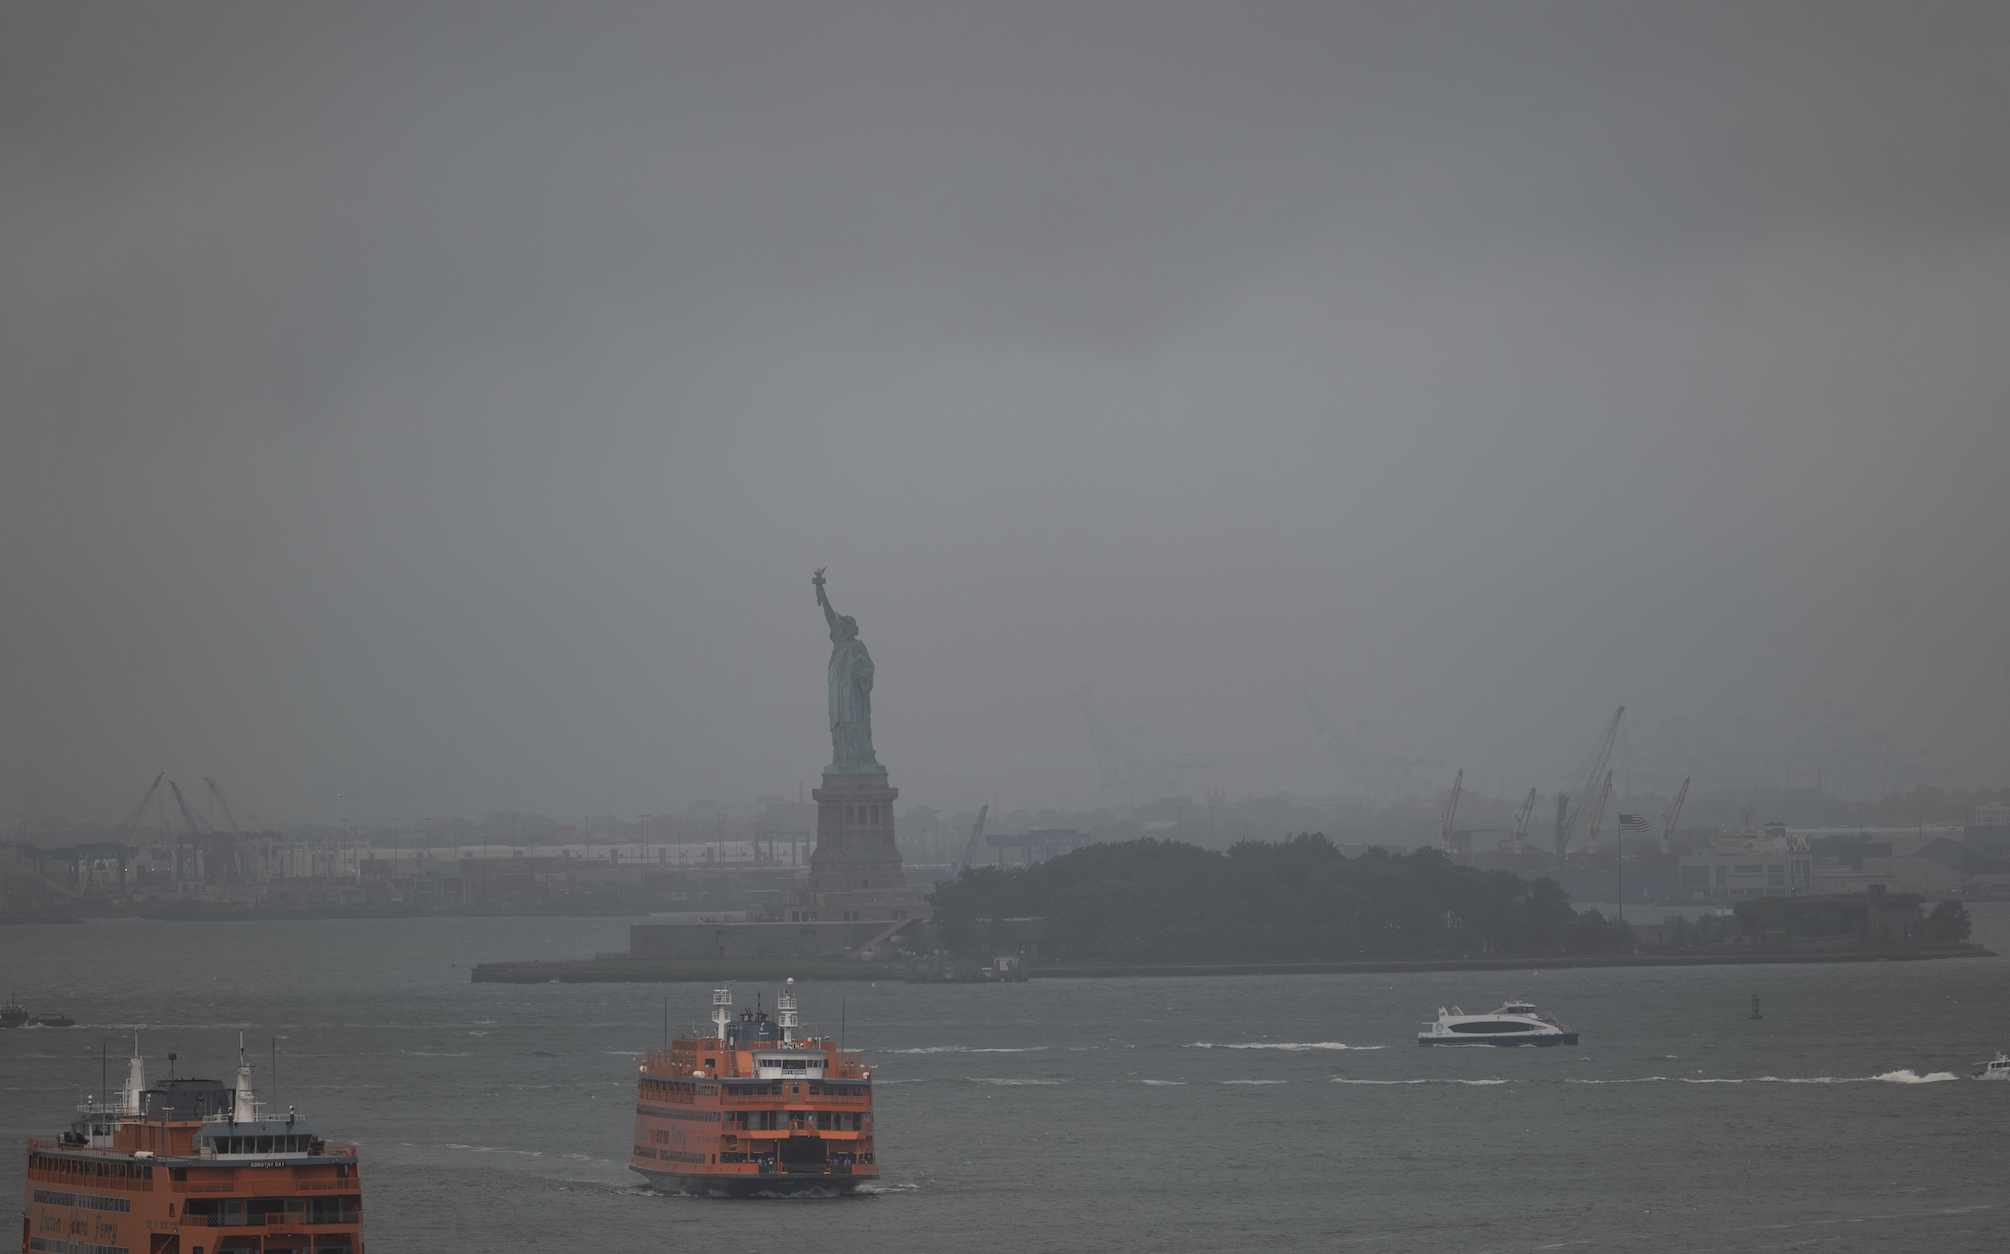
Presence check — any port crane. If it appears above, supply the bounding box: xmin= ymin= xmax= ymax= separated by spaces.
xmin=1509 ymin=787 xmax=1538 ymax=854
xmin=169 ymin=780 xmax=212 ymax=838
xmin=1658 ymin=776 xmax=1689 ymax=854
xmin=1299 ymin=690 xmax=1437 ymax=801
xmin=1075 ymin=686 xmax=1206 ymax=805
xmin=1437 ymin=769 xmax=1463 ymax=852
xmin=1554 ymin=706 xmax=1624 ymax=860
xmin=110 ymin=774 xmax=167 ymax=844
xmin=956 ymin=804 xmax=990 ymax=872
xmin=203 ymin=776 xmax=266 ymax=835
xmin=1581 ymin=769 xmax=1614 ymax=856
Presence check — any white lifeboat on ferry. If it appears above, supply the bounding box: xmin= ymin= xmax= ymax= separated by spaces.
xmin=1418 ymin=1000 xmax=1578 ymax=1047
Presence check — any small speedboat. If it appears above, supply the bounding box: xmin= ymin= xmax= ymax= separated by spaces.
xmin=1973 ymin=1053 xmax=2010 ymax=1080
xmin=35 ymin=1012 xmax=76 ymax=1028
xmin=1419 ymin=1000 xmax=1578 ymax=1047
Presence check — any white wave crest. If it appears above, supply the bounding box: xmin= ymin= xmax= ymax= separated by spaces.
xmin=1139 ymin=1079 xmax=1188 ymax=1086
xmin=888 ymin=1045 xmax=1049 ymax=1054
xmin=966 ymin=1077 xmax=1063 ymax=1085
xmin=1188 ymin=1041 xmax=1384 ymax=1052
xmin=1221 ymin=1079 xmax=1289 ymax=1085
xmin=1566 ymin=1077 xmax=1672 ymax=1084
xmin=1329 ymin=1078 xmax=1512 ymax=1085
xmin=1656 ymin=1072 xmax=1963 ymax=1085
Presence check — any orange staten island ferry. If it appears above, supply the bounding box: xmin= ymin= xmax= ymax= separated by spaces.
xmin=21 ymin=1034 xmax=364 ymax=1254
xmin=630 ymin=980 xmax=878 ymax=1197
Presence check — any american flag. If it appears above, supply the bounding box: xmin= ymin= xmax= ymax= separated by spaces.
xmin=1619 ymin=813 xmax=1652 ymax=833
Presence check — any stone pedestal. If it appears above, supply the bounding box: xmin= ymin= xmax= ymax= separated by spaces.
xmin=773 ymin=772 xmax=928 ymax=924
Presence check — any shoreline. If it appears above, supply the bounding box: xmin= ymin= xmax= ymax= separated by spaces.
xmin=470 ymin=944 xmax=1995 ymax=984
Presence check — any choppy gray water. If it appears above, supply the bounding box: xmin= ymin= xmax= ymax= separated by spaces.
xmin=6 ymin=907 xmax=2009 ymax=1253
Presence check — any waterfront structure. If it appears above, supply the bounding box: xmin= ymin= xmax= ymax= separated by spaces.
xmin=1731 ymin=890 xmax=1925 ymax=941
xmin=629 ymin=982 xmax=877 ymax=1196
xmin=1677 ymin=849 xmax=1816 ymax=899
xmin=22 ymin=1034 xmax=364 ymax=1253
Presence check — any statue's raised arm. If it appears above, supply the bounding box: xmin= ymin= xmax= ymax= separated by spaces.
xmin=813 ymin=567 xmax=841 ymax=635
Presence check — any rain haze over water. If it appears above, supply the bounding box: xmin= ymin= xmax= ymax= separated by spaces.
xmin=7 ymin=9 xmax=2010 ymax=1254
xmin=4 ymin=6 xmax=2008 ymax=822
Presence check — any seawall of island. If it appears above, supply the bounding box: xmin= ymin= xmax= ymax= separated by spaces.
xmin=470 ymin=942 xmax=1994 ymax=983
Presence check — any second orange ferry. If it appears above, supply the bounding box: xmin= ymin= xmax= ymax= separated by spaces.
xmin=22 ymin=1033 xmax=365 ymax=1253
xmin=630 ymin=980 xmax=877 ymax=1197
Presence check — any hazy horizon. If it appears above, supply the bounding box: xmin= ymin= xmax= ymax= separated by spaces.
xmin=5 ymin=3 xmax=2007 ymax=828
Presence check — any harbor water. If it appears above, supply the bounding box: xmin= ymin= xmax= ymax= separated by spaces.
xmin=5 ymin=906 xmax=2009 ymax=1253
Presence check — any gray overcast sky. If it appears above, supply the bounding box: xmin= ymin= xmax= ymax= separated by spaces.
xmin=4 ymin=2 xmax=2007 ymax=826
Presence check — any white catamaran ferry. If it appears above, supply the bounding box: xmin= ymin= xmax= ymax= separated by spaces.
xmin=1418 ymin=1000 xmax=1578 ymax=1047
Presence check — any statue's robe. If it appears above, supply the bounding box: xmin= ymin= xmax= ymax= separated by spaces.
xmin=828 ymin=630 xmax=881 ymax=771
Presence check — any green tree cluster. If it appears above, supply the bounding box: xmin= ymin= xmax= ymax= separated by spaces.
xmin=1922 ymin=900 xmax=1972 ymax=943
xmin=927 ymin=835 xmax=1633 ymax=961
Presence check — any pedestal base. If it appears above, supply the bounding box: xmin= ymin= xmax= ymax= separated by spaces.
xmin=772 ymin=773 xmax=929 ymax=924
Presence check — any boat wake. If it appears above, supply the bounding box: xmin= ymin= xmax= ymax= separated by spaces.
xmin=1329 ymin=1078 xmax=1513 ymax=1085
xmin=1564 ymin=1072 xmax=1962 ymax=1085
xmin=1872 ymin=1069 xmax=1961 ymax=1084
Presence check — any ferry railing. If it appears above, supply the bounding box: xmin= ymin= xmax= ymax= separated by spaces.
xmin=177 ymin=1208 xmax=362 ymax=1228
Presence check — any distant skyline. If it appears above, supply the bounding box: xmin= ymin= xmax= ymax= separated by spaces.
xmin=5 ymin=3 xmax=2007 ymax=826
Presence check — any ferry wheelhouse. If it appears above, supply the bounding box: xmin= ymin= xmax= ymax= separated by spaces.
xmin=22 ymin=1034 xmax=363 ymax=1254
xmin=631 ymin=981 xmax=877 ymax=1197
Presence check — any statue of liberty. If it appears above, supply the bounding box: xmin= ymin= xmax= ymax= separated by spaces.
xmin=813 ymin=569 xmax=883 ymax=773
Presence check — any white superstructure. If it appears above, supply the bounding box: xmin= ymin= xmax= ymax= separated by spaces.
xmin=1418 ymin=1000 xmax=1578 ymax=1047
